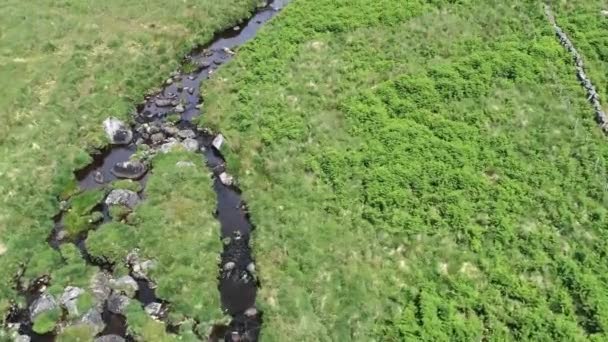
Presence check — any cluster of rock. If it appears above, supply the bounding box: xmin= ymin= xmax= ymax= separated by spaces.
xmin=220 ymin=231 xmax=256 ymax=284
xmin=545 ymin=5 xmax=608 ymax=133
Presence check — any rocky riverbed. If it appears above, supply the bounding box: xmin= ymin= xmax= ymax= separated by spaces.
xmin=5 ymin=1 xmax=289 ymax=340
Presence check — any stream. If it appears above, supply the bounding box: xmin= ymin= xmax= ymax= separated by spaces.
xmin=6 ymin=1 xmax=288 ymax=341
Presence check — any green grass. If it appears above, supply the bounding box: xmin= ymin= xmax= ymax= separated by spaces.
xmin=0 ymin=0 xmax=257 ymax=335
xmin=201 ymin=0 xmax=608 ymax=340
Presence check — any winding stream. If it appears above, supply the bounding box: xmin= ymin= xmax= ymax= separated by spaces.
xmin=7 ymin=1 xmax=288 ymax=341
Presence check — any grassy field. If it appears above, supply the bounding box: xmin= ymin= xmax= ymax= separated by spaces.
xmin=201 ymin=0 xmax=608 ymax=340
xmin=0 ymin=0 xmax=258 ymax=338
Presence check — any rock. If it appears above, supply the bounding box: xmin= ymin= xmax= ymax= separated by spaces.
xmin=109 ymin=275 xmax=138 ymax=297
xmin=174 ymin=104 xmax=185 ymax=113
xmin=144 ymin=302 xmax=164 ymax=318
xmin=176 ymin=161 xmax=195 ymax=168
xmin=80 ymin=309 xmax=105 ymax=336
xmin=602 ymin=9 xmax=608 ymax=16
xmin=111 ymin=160 xmax=147 ymax=179
xmin=244 ymin=307 xmax=258 ymax=317
xmin=198 ymin=61 xmax=211 ymax=69
xmin=246 ymin=262 xmax=255 ymax=274
xmin=223 ymin=262 xmax=236 ymax=271
xmin=29 ymin=293 xmax=57 ymax=320
xmin=165 ymin=78 xmax=173 ymax=85
xmin=94 ymin=171 xmax=104 ymax=184
xmin=177 ymin=129 xmax=196 ymax=139
xmin=15 ymin=336 xmax=30 ymax=342
xmin=154 ymin=99 xmax=172 ymax=107
xmin=195 ymin=104 xmax=203 ymax=109
xmin=219 ymin=172 xmax=234 ymax=186
xmin=89 ymin=211 xmax=104 ymax=224
xmin=0 ymin=242 xmax=6 ymax=255
xmin=181 ymin=138 xmax=199 ymax=152
xmin=161 ymin=124 xmax=179 ymax=136
xmin=132 ymin=259 xmax=157 ymax=280
xmin=187 ymin=87 xmax=195 ymax=95
xmin=95 ymin=335 xmax=125 ymax=342
xmin=60 ymin=287 xmax=84 ymax=317
xmin=103 ymin=118 xmax=133 ymax=145
xmin=105 ymin=189 xmax=140 ymax=209
xmin=222 ymin=47 xmax=235 ymax=55
xmin=212 ymin=134 xmax=224 ymax=150
xmin=159 ymin=139 xmax=179 ymax=153
xmin=150 ymin=132 xmax=165 ymax=144
xmin=107 ymin=293 xmax=130 ymax=315
xmin=90 ymin=272 xmax=112 ymax=305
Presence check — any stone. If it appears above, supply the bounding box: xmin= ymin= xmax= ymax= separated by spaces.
xmin=103 ymin=118 xmax=133 ymax=145
xmin=154 ymin=99 xmax=172 ymax=107
xmin=174 ymin=104 xmax=185 ymax=113
xmin=222 ymin=47 xmax=235 ymax=55
xmin=187 ymin=87 xmax=195 ymax=95
xmin=15 ymin=336 xmax=30 ymax=342
xmin=95 ymin=335 xmax=125 ymax=342
xmin=29 ymin=293 xmax=57 ymax=320
xmin=107 ymin=293 xmax=130 ymax=315
xmin=602 ymin=9 xmax=608 ymax=16
xmin=223 ymin=262 xmax=235 ymax=271
xmin=176 ymin=161 xmax=195 ymax=168
xmin=59 ymin=286 xmax=84 ymax=312
xmin=165 ymin=78 xmax=173 ymax=85
xmin=181 ymin=138 xmax=199 ymax=152
xmin=219 ymin=172 xmax=234 ymax=186
xmin=246 ymin=262 xmax=255 ymax=274
xmin=80 ymin=309 xmax=105 ymax=335
xmin=144 ymin=302 xmax=164 ymax=318
xmin=0 ymin=242 xmax=6 ymax=255
xmin=111 ymin=160 xmax=147 ymax=179
xmin=161 ymin=124 xmax=179 ymax=136
xmin=94 ymin=171 xmax=104 ymax=184
xmin=90 ymin=272 xmax=112 ymax=305
xmin=177 ymin=129 xmax=196 ymax=139
xmin=109 ymin=275 xmax=139 ymax=297
xmin=195 ymin=104 xmax=203 ymax=109
xmin=244 ymin=307 xmax=258 ymax=317
xmin=105 ymin=189 xmax=140 ymax=209
xmin=89 ymin=211 xmax=104 ymax=224
xmin=150 ymin=132 xmax=165 ymax=144
xmin=132 ymin=259 xmax=157 ymax=280
xmin=159 ymin=139 xmax=179 ymax=153
xmin=212 ymin=134 xmax=224 ymax=150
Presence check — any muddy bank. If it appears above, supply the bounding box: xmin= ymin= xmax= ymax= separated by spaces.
xmin=6 ymin=1 xmax=288 ymax=341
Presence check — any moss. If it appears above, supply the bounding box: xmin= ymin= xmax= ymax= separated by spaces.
xmin=108 ymin=205 xmax=131 ymax=221
xmin=32 ymin=307 xmax=61 ymax=334
xmin=166 ymin=113 xmax=182 ymax=124
xmin=125 ymin=302 xmax=177 ymax=341
xmin=56 ymin=324 xmax=96 ymax=342
xmin=86 ymin=222 xmax=136 ymax=263
xmin=75 ymin=292 xmax=95 ymax=317
xmin=110 ymin=179 xmax=143 ymax=192
xmin=64 ymin=189 xmax=106 ymax=237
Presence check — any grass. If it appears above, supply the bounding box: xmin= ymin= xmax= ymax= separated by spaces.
xmin=201 ymin=0 xmax=608 ymax=340
xmin=0 ymin=0 xmax=258 ymax=337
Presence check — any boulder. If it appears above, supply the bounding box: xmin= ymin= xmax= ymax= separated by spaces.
xmin=109 ymin=275 xmax=138 ymax=297
xmin=174 ymin=104 xmax=185 ymax=113
xmin=219 ymin=172 xmax=234 ymax=186
xmin=59 ymin=286 xmax=85 ymax=317
xmin=95 ymin=335 xmax=125 ymax=342
xmin=144 ymin=302 xmax=164 ymax=318
xmin=111 ymin=160 xmax=147 ymax=179
xmin=106 ymin=293 xmax=130 ymax=315
xmin=159 ymin=139 xmax=179 ymax=153
xmin=212 ymin=134 xmax=224 ymax=150
xmin=105 ymin=189 xmax=140 ymax=209
xmin=29 ymin=293 xmax=57 ymax=320
xmin=80 ymin=309 xmax=105 ymax=336
xmin=154 ymin=99 xmax=172 ymax=107
xmin=177 ymin=129 xmax=196 ymax=139
xmin=161 ymin=124 xmax=179 ymax=136
xmin=181 ymin=138 xmax=199 ymax=152
xmin=90 ymin=272 xmax=111 ymax=305
xmin=103 ymin=118 xmax=133 ymax=145
xmin=150 ymin=132 xmax=165 ymax=144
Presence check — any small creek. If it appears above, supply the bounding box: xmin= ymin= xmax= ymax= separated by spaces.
xmin=7 ymin=1 xmax=288 ymax=341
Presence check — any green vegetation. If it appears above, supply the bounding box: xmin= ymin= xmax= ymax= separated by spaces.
xmin=553 ymin=1 xmax=608 ymax=103
xmin=64 ymin=189 xmax=106 ymax=237
xmin=87 ymin=151 xmax=224 ymax=334
xmin=0 ymin=0 xmax=257 ymax=335
xmin=32 ymin=307 xmax=61 ymax=334
xmin=111 ymin=179 xmax=143 ymax=193
xmin=201 ymin=0 xmax=608 ymax=339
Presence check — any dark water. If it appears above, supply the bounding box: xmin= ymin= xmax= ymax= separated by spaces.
xmin=19 ymin=0 xmax=290 ymax=341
